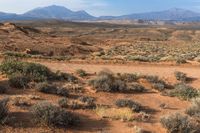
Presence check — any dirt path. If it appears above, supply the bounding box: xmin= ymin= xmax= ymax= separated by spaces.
xmin=38 ymin=61 xmax=200 ymax=88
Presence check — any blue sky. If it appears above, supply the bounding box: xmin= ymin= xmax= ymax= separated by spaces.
xmin=0 ymin=0 xmax=200 ymax=16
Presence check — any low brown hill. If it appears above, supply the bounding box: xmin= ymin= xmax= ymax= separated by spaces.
xmin=0 ymin=22 xmax=102 ymax=57
xmin=0 ymin=22 xmax=41 ymax=34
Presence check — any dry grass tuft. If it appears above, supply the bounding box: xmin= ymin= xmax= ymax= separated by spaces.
xmin=95 ymin=106 xmax=134 ymax=121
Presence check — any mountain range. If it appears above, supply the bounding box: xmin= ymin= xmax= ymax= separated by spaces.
xmin=1 ymin=5 xmax=200 ymax=22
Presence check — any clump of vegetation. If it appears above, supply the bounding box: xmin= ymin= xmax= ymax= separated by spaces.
xmin=143 ymin=75 xmax=168 ymax=91
xmin=135 ymin=112 xmax=151 ymax=122
xmin=68 ymin=101 xmax=83 ymax=110
xmin=0 ymin=59 xmax=77 ymax=84
xmin=115 ymin=99 xmax=142 ymax=112
xmin=174 ymin=71 xmax=188 ymax=82
xmin=36 ymin=83 xmax=68 ymax=96
xmin=78 ymin=96 xmax=96 ymax=108
xmin=76 ymin=69 xmax=87 ymax=77
xmin=186 ymin=98 xmax=200 ymax=119
xmin=3 ymin=51 xmax=32 ymax=58
xmin=0 ymin=85 xmax=7 ymax=94
xmin=58 ymin=98 xmax=68 ymax=108
xmin=36 ymin=82 xmax=57 ymax=94
xmin=126 ymin=55 xmax=158 ymax=62
xmin=8 ymin=74 xmax=30 ymax=89
xmin=0 ymin=98 xmax=9 ymax=124
xmin=176 ymin=58 xmax=187 ymax=64
xmin=54 ymin=71 xmax=78 ymax=82
xmin=0 ymin=59 xmax=53 ymax=82
xmin=89 ymin=70 xmax=126 ymax=92
xmin=78 ymin=96 xmax=94 ymax=104
xmin=58 ymin=96 xmax=96 ymax=109
xmin=126 ymin=83 xmax=146 ymax=93
xmin=160 ymin=113 xmax=197 ymax=133
xmin=12 ymin=97 xmax=31 ymax=107
xmin=118 ymin=73 xmax=140 ymax=82
xmin=31 ymin=102 xmax=78 ymax=127
xmin=58 ymin=99 xmax=81 ymax=109
xmin=95 ymin=106 xmax=134 ymax=121
xmin=153 ymin=83 xmax=165 ymax=91
xmin=89 ymin=70 xmax=146 ymax=93
xmin=143 ymin=75 xmax=167 ymax=86
xmin=169 ymin=83 xmax=199 ymax=100
xmin=143 ymin=75 xmax=160 ymax=83
xmin=56 ymin=88 xmax=69 ymax=97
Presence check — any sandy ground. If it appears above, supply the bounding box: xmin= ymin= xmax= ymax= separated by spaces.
xmin=39 ymin=61 xmax=193 ymax=132
xmin=1 ymin=61 xmax=198 ymax=133
xmin=39 ymin=61 xmax=200 ymax=88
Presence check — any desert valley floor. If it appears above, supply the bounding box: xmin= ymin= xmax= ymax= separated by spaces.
xmin=0 ymin=21 xmax=200 ymax=133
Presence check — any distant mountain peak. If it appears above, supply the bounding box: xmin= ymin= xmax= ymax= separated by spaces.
xmin=77 ymin=10 xmax=87 ymax=13
xmin=43 ymin=5 xmax=71 ymax=10
xmin=48 ymin=5 xmax=64 ymax=8
xmin=168 ymin=8 xmax=186 ymax=11
xmin=26 ymin=5 xmax=73 ymax=13
xmin=117 ymin=7 xmax=200 ymax=21
xmin=166 ymin=8 xmax=196 ymax=13
xmin=23 ymin=5 xmax=95 ymax=20
xmin=1 ymin=6 xmax=200 ymax=22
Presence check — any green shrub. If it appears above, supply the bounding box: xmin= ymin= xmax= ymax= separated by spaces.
xmin=89 ymin=70 xmax=120 ymax=92
xmin=160 ymin=113 xmax=197 ymax=133
xmin=174 ymin=71 xmax=187 ymax=82
xmin=89 ymin=70 xmax=146 ymax=93
xmin=0 ymin=98 xmax=9 ymax=124
xmin=126 ymin=55 xmax=150 ymax=62
xmin=126 ymin=55 xmax=160 ymax=62
xmin=186 ymin=98 xmax=200 ymax=119
xmin=0 ymin=60 xmax=53 ymax=82
xmin=143 ymin=75 xmax=158 ymax=82
xmin=143 ymin=75 xmax=168 ymax=90
xmin=68 ymin=101 xmax=83 ymax=110
xmin=58 ymin=98 xmax=68 ymax=108
xmin=113 ymin=79 xmax=127 ymax=92
xmin=176 ymin=58 xmax=187 ymax=64
xmin=36 ymin=82 xmax=57 ymax=94
xmin=36 ymin=83 xmax=68 ymax=96
xmin=89 ymin=76 xmax=127 ymax=92
xmin=76 ymin=69 xmax=87 ymax=77
xmin=170 ymin=83 xmax=199 ymax=100
xmin=54 ymin=71 xmax=78 ymax=82
xmin=79 ymin=96 xmax=94 ymax=104
xmin=31 ymin=102 xmax=78 ymax=127
xmin=153 ymin=83 xmax=165 ymax=91
xmin=78 ymin=96 xmax=95 ymax=108
xmin=118 ymin=73 xmax=140 ymax=82
xmin=56 ymin=88 xmax=69 ymax=97
xmin=8 ymin=74 xmax=30 ymax=89
xmin=115 ymin=99 xmax=142 ymax=112
xmin=126 ymin=83 xmax=146 ymax=93
xmin=58 ymin=96 xmax=95 ymax=109
xmin=3 ymin=51 xmax=31 ymax=58
xmin=144 ymin=75 xmax=163 ymax=84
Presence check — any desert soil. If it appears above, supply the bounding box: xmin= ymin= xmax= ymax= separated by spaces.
xmin=1 ymin=60 xmax=199 ymax=133
xmin=40 ymin=61 xmax=197 ymax=132
xmin=40 ymin=61 xmax=200 ymax=88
